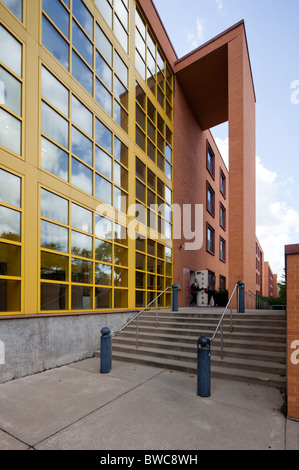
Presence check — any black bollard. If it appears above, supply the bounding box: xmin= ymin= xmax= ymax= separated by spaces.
xmin=197 ymin=336 xmax=211 ymax=397
xmin=237 ymin=281 xmax=245 ymax=313
xmin=100 ymin=327 xmax=111 ymax=374
xmin=172 ymin=284 xmax=178 ymax=312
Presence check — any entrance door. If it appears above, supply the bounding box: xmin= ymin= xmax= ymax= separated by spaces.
xmin=183 ymin=268 xmax=191 ymax=306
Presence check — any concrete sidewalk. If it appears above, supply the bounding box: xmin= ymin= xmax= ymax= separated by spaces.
xmin=0 ymin=357 xmax=298 ymax=451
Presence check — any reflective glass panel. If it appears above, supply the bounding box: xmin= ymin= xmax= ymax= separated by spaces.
xmin=95 ymin=119 xmax=112 ymax=153
xmin=71 ymin=203 xmax=92 ymax=233
xmin=95 ymin=174 xmax=112 ymax=205
xmin=73 ymin=0 xmax=93 ymax=39
xmin=95 ymin=25 xmax=112 ymax=65
xmin=0 ymin=108 xmax=21 ymax=155
xmin=114 ymin=223 xmax=127 ymax=245
xmin=72 ymin=50 xmax=93 ymax=95
xmin=41 ymin=283 xmax=68 ymax=311
xmin=114 ymin=16 xmax=128 ymax=52
xmin=95 ymin=146 xmax=112 ymax=180
xmin=41 ymin=136 xmax=68 ymax=182
xmin=95 ymin=239 xmax=112 ymax=263
xmin=42 ymin=15 xmax=69 ymax=70
xmin=0 ymin=66 xmax=22 ymax=116
xmin=72 ymin=21 xmax=93 ymax=67
xmin=95 ymin=0 xmax=112 ymax=29
xmin=114 ymin=266 xmax=128 ymax=287
xmin=41 ymin=188 xmax=68 ymax=225
xmin=95 ymin=79 xmax=112 ymax=116
xmin=72 ymin=126 xmax=92 ymax=166
xmin=96 ymin=52 xmax=112 ymax=90
xmin=2 ymin=0 xmax=23 ymax=21
xmin=95 ymin=263 xmax=112 ymax=286
xmin=95 ymin=215 xmax=112 ymax=239
xmin=0 ymin=242 xmax=20 ymax=276
xmin=71 ymin=95 xmax=92 ymax=137
xmin=41 ymin=220 xmax=68 ymax=252
xmin=114 ymin=289 xmax=128 ymax=308
xmin=42 ymin=0 xmax=69 ymax=38
xmin=71 ymin=230 xmax=92 ymax=258
xmin=71 ymin=258 xmax=92 ymax=284
xmin=114 ymin=137 xmax=128 ymax=167
xmin=71 ymin=157 xmax=93 ymax=195
xmin=114 ymin=76 xmax=128 ymax=109
xmin=41 ymin=101 xmax=68 ymax=149
xmin=71 ymin=285 xmax=92 ymax=309
xmin=42 ymin=66 xmax=68 ymax=116
xmin=114 ymin=187 xmax=127 ymax=213
xmin=0 ymin=169 xmax=21 ymax=207
xmin=114 ymin=0 xmax=128 ymax=29
xmin=114 ymin=245 xmax=128 ymax=266
xmin=114 ymin=51 xmax=128 ymax=87
xmin=95 ymin=287 xmax=111 ymax=309
xmin=40 ymin=252 xmax=68 ymax=281
xmin=0 ymin=279 xmax=21 ymax=311
xmin=114 ymin=101 xmax=128 ymax=133
xmin=0 ymin=25 xmax=22 ymax=77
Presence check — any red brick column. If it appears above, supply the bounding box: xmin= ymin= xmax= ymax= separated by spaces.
xmin=285 ymin=244 xmax=299 ymax=420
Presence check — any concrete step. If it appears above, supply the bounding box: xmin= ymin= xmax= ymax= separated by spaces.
xmin=103 ymin=351 xmax=286 ymax=389
xmin=111 ymin=336 xmax=286 ymax=364
xmin=97 ymin=308 xmax=287 ymax=389
xmin=121 ymin=324 xmax=286 ymax=343
xmin=108 ymin=343 xmax=286 ymax=376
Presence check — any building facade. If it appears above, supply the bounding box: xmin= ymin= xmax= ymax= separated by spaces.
xmin=0 ymin=0 xmax=266 ymax=379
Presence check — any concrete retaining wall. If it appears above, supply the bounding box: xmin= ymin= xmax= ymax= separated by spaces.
xmin=0 ymin=312 xmax=133 ymax=384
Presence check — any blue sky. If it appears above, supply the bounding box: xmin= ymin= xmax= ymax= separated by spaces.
xmin=154 ymin=0 xmax=299 ymax=281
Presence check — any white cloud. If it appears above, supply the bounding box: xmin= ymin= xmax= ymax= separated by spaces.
xmin=216 ymin=0 xmax=223 ymax=10
xmin=214 ymin=136 xmax=229 ymax=169
xmin=256 ymin=156 xmax=299 ymax=281
xmin=185 ymin=18 xmax=205 ymax=50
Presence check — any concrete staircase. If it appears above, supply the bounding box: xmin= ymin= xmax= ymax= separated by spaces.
xmin=96 ymin=307 xmax=287 ymax=389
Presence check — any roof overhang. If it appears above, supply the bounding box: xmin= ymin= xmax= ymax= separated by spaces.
xmin=174 ymin=21 xmax=255 ymax=131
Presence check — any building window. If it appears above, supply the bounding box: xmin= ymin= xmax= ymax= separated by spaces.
xmin=40 ymin=188 xmax=130 ymax=311
xmin=40 ymin=65 xmax=128 ymax=210
xmin=135 ymin=235 xmax=172 ymax=309
xmin=0 ymin=168 xmax=22 ymax=313
xmin=41 ymin=1 xmax=129 ymax=131
xmin=220 ymin=237 xmax=226 ymax=262
xmin=135 ymin=81 xmax=173 ymax=178
xmin=207 ymin=142 xmax=215 ymax=178
xmin=95 ymin=0 xmax=129 ymax=54
xmin=1 ymin=0 xmax=23 ymax=21
xmin=207 ymin=224 xmax=215 ymax=255
xmin=220 ymin=275 xmax=226 ymax=290
xmin=135 ymin=157 xmax=172 ymax=239
xmin=207 ymin=183 xmax=215 ymax=216
xmin=0 ymin=25 xmax=23 ymax=156
xmin=220 ymin=169 xmax=226 ymax=198
xmin=220 ymin=203 xmax=226 ymax=230
xmin=135 ymin=7 xmax=173 ymax=122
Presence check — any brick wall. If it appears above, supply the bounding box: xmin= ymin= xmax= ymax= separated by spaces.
xmin=285 ymin=244 xmax=299 ymax=421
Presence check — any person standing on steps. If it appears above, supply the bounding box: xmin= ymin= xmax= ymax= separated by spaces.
xmin=190 ymin=279 xmax=203 ymax=306
xmin=207 ymin=275 xmax=216 ymax=307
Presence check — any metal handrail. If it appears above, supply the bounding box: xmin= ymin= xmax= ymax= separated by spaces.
xmin=210 ymin=283 xmax=239 ymax=359
xmin=247 ymin=289 xmax=256 ymax=309
xmin=112 ymin=286 xmax=172 ymax=348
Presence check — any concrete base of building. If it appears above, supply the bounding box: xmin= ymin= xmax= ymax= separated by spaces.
xmin=0 ymin=312 xmax=133 ymax=384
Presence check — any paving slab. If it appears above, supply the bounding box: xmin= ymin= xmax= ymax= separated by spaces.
xmin=0 ymin=357 xmax=298 ymax=451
